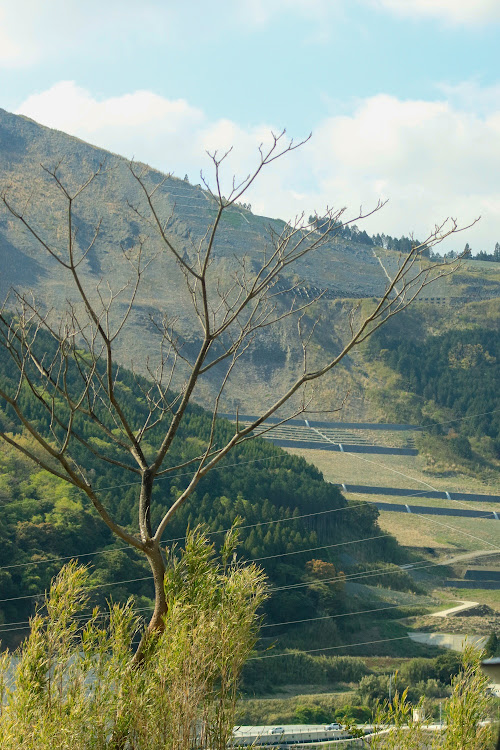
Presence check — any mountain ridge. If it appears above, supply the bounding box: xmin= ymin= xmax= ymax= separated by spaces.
xmin=1 ymin=108 xmax=499 ymax=419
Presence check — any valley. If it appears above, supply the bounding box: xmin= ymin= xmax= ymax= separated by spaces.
xmin=0 ymin=108 xmax=499 ymax=735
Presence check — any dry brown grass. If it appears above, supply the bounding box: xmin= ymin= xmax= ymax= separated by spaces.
xmin=376 ymin=512 xmax=500 ymax=554
xmin=287 ymin=447 xmax=499 ymax=495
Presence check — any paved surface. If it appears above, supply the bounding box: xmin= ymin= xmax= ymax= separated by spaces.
xmin=431 ymin=600 xmax=479 ymax=617
xmin=408 ymin=632 xmax=488 ymax=651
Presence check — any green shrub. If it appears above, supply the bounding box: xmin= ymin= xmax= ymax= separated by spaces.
xmin=321 ymin=655 xmax=369 ymax=683
xmin=398 ymin=657 xmax=437 ymax=685
xmin=293 ymin=704 xmax=333 ymax=724
xmin=335 ymin=704 xmax=372 ymax=723
xmin=356 ymin=674 xmax=390 ymax=707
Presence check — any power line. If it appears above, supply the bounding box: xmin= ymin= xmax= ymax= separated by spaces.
xmin=0 ymin=499 xmax=377 ymax=574
xmin=344 ymin=489 xmax=500 ymax=550
xmin=248 ymin=635 xmax=411 ymax=660
xmin=0 ymin=575 xmax=153 ymax=605
xmin=0 ymin=479 xmax=453 ymax=577
xmin=0 ymin=523 xmax=393 ymax=605
xmin=416 ymin=407 xmax=500 ymax=430
xmin=1 ymin=480 xmax=496 ymax=607
xmin=268 ymin=556 xmax=459 ymax=593
xmin=309 ymin=420 xmax=500 ymax=522
xmin=93 ymin=453 xmax=285 ymax=493
xmin=251 ymin=533 xmax=393 ymax=563
xmin=0 ymin=528 xmax=469 ymax=610
xmin=260 ymin=601 xmax=438 ymax=630
xmin=0 ymin=545 xmax=134 ymax=572
xmin=0 ymin=585 xmax=459 ymax=637
xmin=1 ymin=406 xmax=498 ymax=624
xmin=74 ymin=404 xmax=500 ymax=496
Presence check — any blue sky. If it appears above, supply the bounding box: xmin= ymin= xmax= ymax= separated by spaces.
xmin=1 ymin=0 xmax=500 ymax=251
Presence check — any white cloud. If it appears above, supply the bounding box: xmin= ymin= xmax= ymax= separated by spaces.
xmin=302 ymin=93 xmax=500 ymax=249
xmin=234 ymin=0 xmax=335 ymax=26
xmin=0 ymin=0 xmax=332 ymax=69
xmin=0 ymin=6 xmax=40 ymax=67
xmin=437 ymin=80 xmax=500 ymax=116
xmin=0 ymin=0 xmax=173 ymax=68
xmin=2 ymin=0 xmax=497 ymax=72
xmin=17 ymin=82 xmax=206 ymax=175
xmin=370 ymin=0 xmax=500 ymax=24
xmin=16 ymin=82 xmax=500 ymax=252
xmin=234 ymin=0 xmax=500 ymax=27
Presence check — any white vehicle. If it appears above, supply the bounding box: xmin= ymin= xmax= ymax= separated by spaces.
xmin=324 ymin=723 xmax=343 ymax=731
xmin=270 ymin=727 xmax=285 ymax=734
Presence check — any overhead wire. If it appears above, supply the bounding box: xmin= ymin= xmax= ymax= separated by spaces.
xmin=1 ymin=405 xmax=498 ymax=640
xmin=2 ymin=400 xmax=497 ymax=577
xmin=248 ymin=636 xmax=412 ymax=660
xmin=306 ymin=420 xmax=500 ymax=521
xmin=0 ymin=498 xmax=481 ymax=615
xmin=0 ymin=479 xmax=497 ymax=608
xmin=0 ymin=585 xmax=458 ymax=637
xmin=0 ymin=499 xmax=392 ymax=574
xmin=48 ymin=404 xmax=500 ymax=496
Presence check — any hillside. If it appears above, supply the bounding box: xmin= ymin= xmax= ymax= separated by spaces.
xmin=1 ymin=108 xmax=499 ymax=670
xmin=360 ymin=300 xmax=500 ymax=474
xmin=0 ymin=335 xmax=418 ymax=655
xmin=1 ymin=108 xmax=499 ymax=420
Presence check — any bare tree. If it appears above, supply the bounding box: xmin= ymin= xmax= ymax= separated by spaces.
xmin=0 ymin=131 xmax=471 ymax=645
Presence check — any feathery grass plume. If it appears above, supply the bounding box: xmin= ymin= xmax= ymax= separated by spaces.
xmin=434 ymin=643 xmax=494 ymax=750
xmin=0 ymin=525 xmax=267 ymax=749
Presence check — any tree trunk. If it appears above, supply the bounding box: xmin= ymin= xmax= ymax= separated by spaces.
xmin=146 ymin=542 xmax=168 ymax=634
xmin=131 ymin=542 xmax=167 ymax=668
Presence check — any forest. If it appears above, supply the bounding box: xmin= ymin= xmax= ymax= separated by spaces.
xmin=368 ymin=326 xmax=499 ymax=445
xmin=0 ymin=338 xmax=403 ymax=650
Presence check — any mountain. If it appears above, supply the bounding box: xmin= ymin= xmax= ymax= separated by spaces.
xmin=2 ymin=108 xmax=498 ymax=420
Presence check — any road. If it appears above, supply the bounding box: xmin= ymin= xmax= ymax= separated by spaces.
xmin=430 ymin=599 xmax=479 ymax=617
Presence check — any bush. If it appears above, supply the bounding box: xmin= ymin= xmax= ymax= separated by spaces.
xmin=484 ymin=631 xmax=500 ymax=657
xmin=398 ymin=657 xmax=437 ymax=685
xmin=242 ymin=651 xmax=369 ymax=691
xmin=434 ymin=650 xmax=462 ymax=684
xmin=349 ymin=562 xmax=423 ymax=593
xmin=356 ymin=674 xmax=390 ymax=707
xmin=404 ymin=678 xmax=448 ymax=703
xmin=293 ymin=704 xmax=333 ymax=724
xmin=335 ymin=704 xmax=372 ymax=723
xmin=321 ymin=655 xmax=369 ymax=683
xmin=448 ymin=435 xmax=473 ymax=460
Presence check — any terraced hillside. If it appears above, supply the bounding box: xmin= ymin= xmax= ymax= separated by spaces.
xmin=1 ymin=108 xmax=499 ymax=419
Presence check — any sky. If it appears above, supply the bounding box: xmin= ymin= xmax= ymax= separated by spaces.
xmin=1 ymin=0 xmax=499 ymax=252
